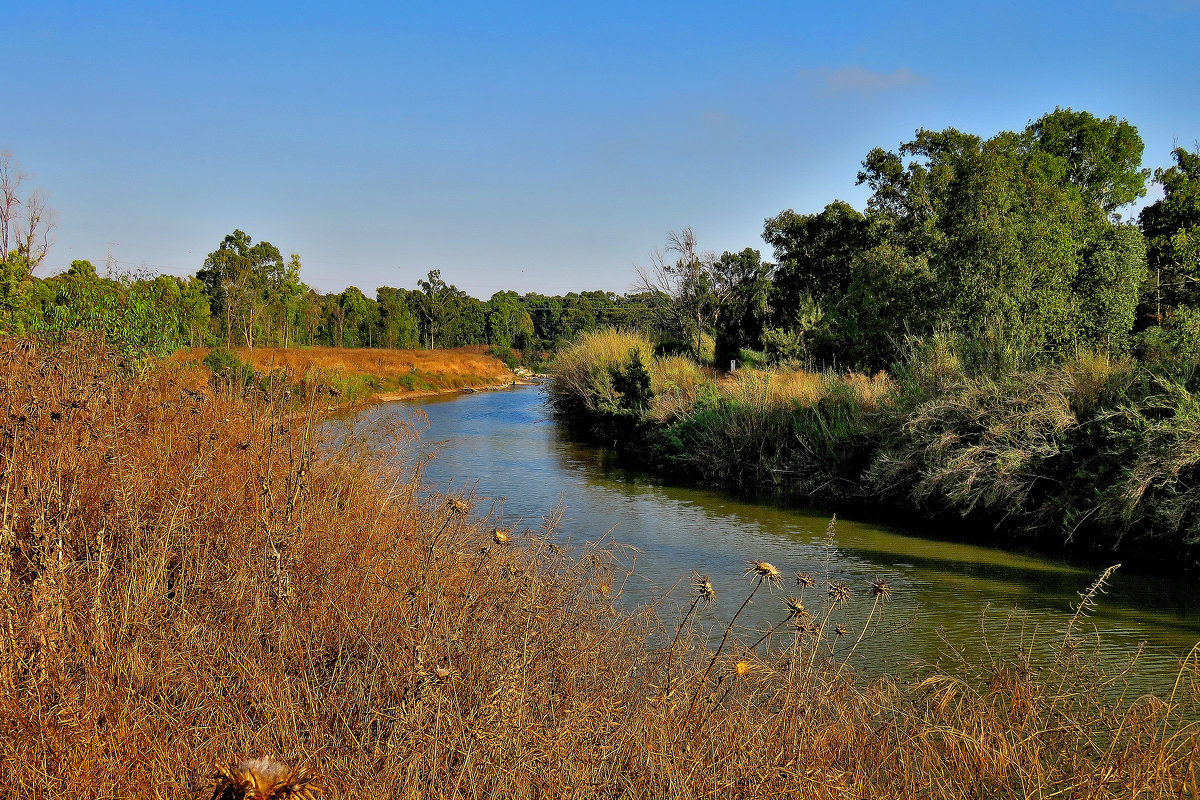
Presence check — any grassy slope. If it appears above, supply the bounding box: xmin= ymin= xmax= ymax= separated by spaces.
xmin=1 ymin=336 xmax=1196 ymax=798
xmin=177 ymin=345 xmax=518 ymax=403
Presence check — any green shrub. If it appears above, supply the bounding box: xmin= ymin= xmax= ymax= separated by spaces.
xmin=733 ymin=348 xmax=768 ymax=370
xmin=547 ymin=329 xmax=656 ymax=419
xmin=608 ymin=348 xmax=654 ymax=414
xmin=486 ymin=345 xmax=521 ymax=370
xmin=33 ymin=276 xmax=184 ymax=362
xmin=203 ymin=347 xmax=256 ymax=388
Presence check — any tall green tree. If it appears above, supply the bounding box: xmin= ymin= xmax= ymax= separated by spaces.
xmin=415 ymin=269 xmax=453 ymax=349
xmin=1023 ymin=107 xmax=1149 ymax=215
xmin=1139 ymin=146 xmax=1200 ymax=322
xmin=262 ymin=253 xmax=307 ymax=348
xmin=856 ymin=120 xmax=1144 ymax=365
xmin=197 ymin=230 xmax=285 ymax=347
xmin=1074 ymin=225 xmax=1148 ymax=353
xmin=712 ymin=248 xmax=772 ymax=366
xmin=486 ymin=290 xmax=535 ymax=348
xmin=764 ymin=201 xmax=874 ymax=358
xmin=376 ymin=286 xmax=422 ymax=348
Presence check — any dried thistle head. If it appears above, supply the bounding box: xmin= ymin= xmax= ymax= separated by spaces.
xmin=785 ymin=596 xmax=806 ymax=617
xmin=795 ymin=572 xmax=815 ymax=589
xmin=693 ymin=575 xmax=716 ymax=604
xmin=746 ymin=561 xmax=782 ymax=587
xmin=827 ymin=583 xmax=851 ymax=605
xmin=491 ymin=528 xmax=510 ymax=545
xmin=212 ymin=757 xmax=321 ymax=800
xmin=735 ymin=661 xmax=750 ymax=678
xmin=445 ymin=497 xmax=470 ymax=516
xmin=834 ymin=623 xmax=848 ymax=638
xmin=870 ymin=578 xmax=892 ymax=602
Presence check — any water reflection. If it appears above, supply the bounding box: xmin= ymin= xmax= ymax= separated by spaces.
xmin=332 ymin=384 xmax=1200 ymax=693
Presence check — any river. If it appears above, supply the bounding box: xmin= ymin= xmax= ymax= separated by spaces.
xmin=334 ymin=384 xmax=1200 ymax=693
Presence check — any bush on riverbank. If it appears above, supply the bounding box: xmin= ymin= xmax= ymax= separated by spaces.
xmin=549 ymin=329 xmax=1200 ymax=568
xmin=2 ymin=336 xmax=1197 ymax=798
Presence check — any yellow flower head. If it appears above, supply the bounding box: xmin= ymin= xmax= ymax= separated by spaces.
xmin=746 ymin=561 xmax=782 ymax=587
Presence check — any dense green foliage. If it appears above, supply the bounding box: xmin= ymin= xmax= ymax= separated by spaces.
xmin=761 ymin=110 xmax=1151 ymax=369
xmin=0 ymin=260 xmax=209 ymax=359
xmin=550 ymin=330 xmax=1200 ymax=568
xmin=544 ymin=109 xmax=1200 ymax=568
xmin=2 ymin=108 xmax=1195 ymax=375
xmin=4 ymin=109 xmax=1200 ymax=565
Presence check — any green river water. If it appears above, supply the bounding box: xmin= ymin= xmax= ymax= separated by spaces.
xmin=335 ymin=384 xmax=1200 ymax=694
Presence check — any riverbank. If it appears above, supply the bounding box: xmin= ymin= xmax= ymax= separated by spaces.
xmin=3 ymin=336 xmax=1196 ymax=798
xmin=175 ymin=344 xmax=519 ymax=406
xmin=547 ymin=329 xmax=1200 ymax=573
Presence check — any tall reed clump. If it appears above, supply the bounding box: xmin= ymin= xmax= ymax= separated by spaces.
xmin=868 ymin=367 xmax=1078 ymax=524
xmin=646 ymin=354 xmax=711 ymax=424
xmin=1052 ymin=368 xmax=1200 ymax=557
xmin=1 ymin=335 xmax=1196 ymax=798
xmin=545 ymin=329 xmax=657 ymax=420
xmin=874 ymin=342 xmax=1200 ymax=560
xmin=650 ymin=367 xmax=891 ymax=493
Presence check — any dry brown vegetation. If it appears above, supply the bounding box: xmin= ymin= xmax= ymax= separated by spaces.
xmin=178 ymin=345 xmax=517 ymax=402
xmin=2 ymin=336 xmax=1198 ymax=798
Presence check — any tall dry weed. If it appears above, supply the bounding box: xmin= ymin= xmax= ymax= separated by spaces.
xmin=0 ymin=336 xmax=1194 ymax=799
xmin=647 ymin=355 xmax=711 ymax=423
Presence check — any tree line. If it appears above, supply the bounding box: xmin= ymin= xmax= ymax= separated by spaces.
xmin=193 ymin=238 xmax=668 ymax=356
xmin=1 ymin=107 xmax=1197 ymax=368
xmin=638 ymin=109 xmax=1199 ymax=374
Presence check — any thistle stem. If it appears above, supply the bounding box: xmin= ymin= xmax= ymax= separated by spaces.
xmin=680 ymin=576 xmax=763 ymax=729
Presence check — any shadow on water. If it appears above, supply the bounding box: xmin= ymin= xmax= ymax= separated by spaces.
xmin=330 ymin=384 xmax=1200 ymax=693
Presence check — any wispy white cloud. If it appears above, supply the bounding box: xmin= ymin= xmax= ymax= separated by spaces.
xmin=805 ymin=66 xmax=926 ymax=95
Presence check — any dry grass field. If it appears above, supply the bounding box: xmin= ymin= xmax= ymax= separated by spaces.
xmin=177 ymin=345 xmax=517 ymax=403
xmin=2 ymin=335 xmax=1197 ymax=798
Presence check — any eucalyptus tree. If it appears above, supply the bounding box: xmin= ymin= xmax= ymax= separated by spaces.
xmin=415 ymin=269 xmax=452 ymax=349
xmin=197 ymin=230 xmax=287 ymax=348
xmin=376 ymin=286 xmax=421 ymax=348
xmin=1140 ymin=146 xmax=1200 ymax=322
xmin=486 ymin=290 xmax=534 ymax=348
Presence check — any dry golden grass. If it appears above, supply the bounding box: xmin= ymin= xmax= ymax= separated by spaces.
xmin=2 ymin=335 xmax=1197 ymax=799
xmin=648 ymin=355 xmax=714 ymax=423
xmin=719 ymin=368 xmax=895 ymax=412
xmin=1064 ymin=349 xmax=1136 ymax=414
xmin=177 ymin=345 xmax=516 ymax=401
xmin=548 ymin=329 xmax=657 ymax=414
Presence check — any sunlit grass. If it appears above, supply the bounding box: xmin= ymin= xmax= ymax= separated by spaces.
xmin=3 ymin=335 xmax=1196 ymax=799
xmin=178 ymin=344 xmax=516 ymax=402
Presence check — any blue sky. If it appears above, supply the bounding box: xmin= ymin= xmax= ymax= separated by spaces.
xmin=9 ymin=0 xmax=1198 ymax=297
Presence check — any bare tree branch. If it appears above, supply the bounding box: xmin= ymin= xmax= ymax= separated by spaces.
xmin=18 ymin=189 xmax=56 ymax=270
xmin=0 ymin=151 xmax=25 ymax=258
xmin=633 ymin=227 xmax=726 ymax=357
